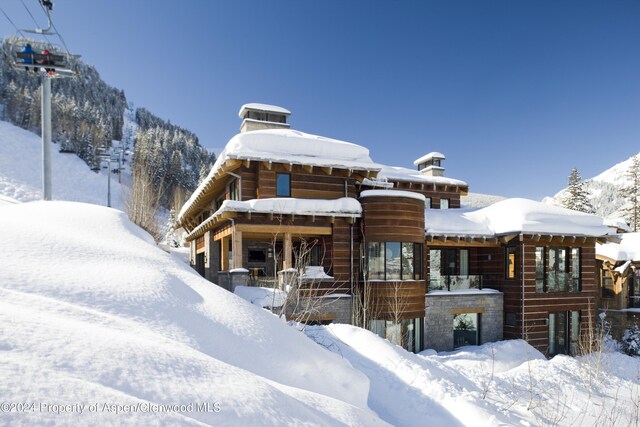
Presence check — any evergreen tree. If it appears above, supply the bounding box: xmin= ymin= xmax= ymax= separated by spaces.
xmin=562 ymin=168 xmax=594 ymax=213
xmin=621 ymin=156 xmax=640 ymax=232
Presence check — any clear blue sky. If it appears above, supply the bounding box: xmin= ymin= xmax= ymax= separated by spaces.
xmin=2 ymin=0 xmax=639 ymax=200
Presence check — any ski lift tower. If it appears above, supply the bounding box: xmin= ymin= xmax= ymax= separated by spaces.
xmin=9 ymin=1 xmax=77 ymax=201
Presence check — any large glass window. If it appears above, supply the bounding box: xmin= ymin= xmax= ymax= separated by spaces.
xmin=386 ymin=242 xmax=401 ymax=280
xmin=401 ymin=242 xmax=414 ymax=280
xmin=276 ymin=173 xmax=291 ymax=197
xmin=367 ymin=242 xmax=385 ymax=280
xmin=549 ymin=311 xmax=581 ymax=356
xmin=366 ymin=242 xmax=423 ymax=281
xmin=453 ymin=313 xmax=480 ymax=348
xmin=369 ymin=318 xmax=423 ymax=353
xmin=536 ymin=247 xmax=580 ymax=293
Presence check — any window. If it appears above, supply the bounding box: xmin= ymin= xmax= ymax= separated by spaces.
xmin=441 ymin=198 xmax=450 ymax=209
xmin=248 ymin=249 xmax=266 ymax=263
xmin=369 ymin=318 xmax=423 ymax=353
xmin=459 ymin=249 xmax=469 ymax=276
xmin=506 ymin=246 xmax=517 ymax=279
xmin=367 ymin=242 xmax=385 ymax=280
xmin=454 ymin=313 xmax=480 ymax=348
xmin=535 ymin=247 xmax=545 ymax=292
xmin=505 ymin=312 xmax=517 ymax=327
xmin=536 ymin=247 xmax=580 ymax=293
xmin=425 ymin=198 xmax=431 ymax=209
xmin=366 ymin=242 xmax=423 ymax=281
xmin=548 ymin=311 xmax=581 ymax=356
xmin=228 ymin=179 xmax=239 ymax=201
xmin=571 ymin=248 xmax=581 ymax=291
xmin=386 ymin=242 xmax=401 ymax=280
xmin=276 ymin=173 xmax=291 ymax=197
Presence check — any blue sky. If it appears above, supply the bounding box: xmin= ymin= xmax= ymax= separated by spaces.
xmin=2 ymin=0 xmax=639 ymax=199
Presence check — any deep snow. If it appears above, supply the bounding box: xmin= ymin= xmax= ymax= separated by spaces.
xmin=0 ymin=201 xmax=384 ymax=426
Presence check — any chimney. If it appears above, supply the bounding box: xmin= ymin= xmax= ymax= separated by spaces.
xmin=413 ymin=152 xmax=445 ymax=177
xmin=238 ymin=103 xmax=291 ymax=133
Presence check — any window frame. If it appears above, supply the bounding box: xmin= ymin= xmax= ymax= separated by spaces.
xmin=275 ymin=173 xmax=291 ymax=197
xmin=505 ymin=246 xmax=517 ymax=280
xmin=366 ymin=242 xmax=423 ymax=281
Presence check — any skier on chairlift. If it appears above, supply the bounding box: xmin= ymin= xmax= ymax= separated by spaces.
xmin=41 ymin=0 xmax=53 ymax=11
xmin=20 ymin=43 xmax=38 ymax=73
xmin=40 ymin=49 xmax=56 ymax=75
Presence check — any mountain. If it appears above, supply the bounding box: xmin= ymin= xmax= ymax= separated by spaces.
xmin=543 ymin=152 xmax=640 ymax=224
xmin=0 ymin=35 xmax=214 ymax=211
xmin=0 ymin=119 xmax=126 ymax=208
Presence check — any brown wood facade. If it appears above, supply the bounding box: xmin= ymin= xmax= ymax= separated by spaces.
xmin=180 ymin=133 xmax=603 ymax=355
xmin=425 ymin=237 xmax=598 ymax=355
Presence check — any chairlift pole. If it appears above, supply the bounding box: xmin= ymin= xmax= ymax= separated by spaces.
xmin=107 ymin=158 xmax=111 ymax=207
xmin=41 ymin=75 xmax=52 ymax=200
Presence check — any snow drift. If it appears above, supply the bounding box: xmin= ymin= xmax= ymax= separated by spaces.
xmin=0 ymin=201 xmax=383 ymax=426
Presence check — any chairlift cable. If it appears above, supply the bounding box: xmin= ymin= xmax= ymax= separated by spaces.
xmin=21 ymin=0 xmax=52 ymax=45
xmin=0 ymin=6 xmax=26 ymax=37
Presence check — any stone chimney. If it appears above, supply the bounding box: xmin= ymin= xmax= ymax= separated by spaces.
xmin=413 ymin=152 xmax=445 ymax=177
xmin=239 ymin=103 xmax=291 ymax=133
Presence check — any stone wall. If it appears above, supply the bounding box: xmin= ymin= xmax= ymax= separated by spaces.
xmin=424 ymin=291 xmax=503 ymax=352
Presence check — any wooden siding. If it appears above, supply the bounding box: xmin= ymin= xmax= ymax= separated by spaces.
xmin=256 ymin=163 xmax=357 ymax=200
xmin=389 ymin=180 xmax=465 ymax=209
xmin=367 ymin=280 xmax=427 ymax=320
xmin=362 ymin=196 xmax=425 ymax=243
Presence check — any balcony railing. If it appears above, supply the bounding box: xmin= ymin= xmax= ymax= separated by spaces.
xmin=429 ymin=275 xmax=483 ymax=292
xmin=536 ymin=272 xmax=580 ymax=293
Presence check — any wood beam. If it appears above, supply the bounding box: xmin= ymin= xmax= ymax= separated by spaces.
xmin=235 ymin=224 xmax=333 ymax=236
xmin=232 ymin=230 xmax=243 ymax=269
xmin=322 ymin=166 xmax=333 ymax=175
xmin=283 ymin=232 xmax=292 ymax=269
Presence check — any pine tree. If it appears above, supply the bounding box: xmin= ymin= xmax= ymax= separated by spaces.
xmin=621 ymin=155 xmax=640 ymax=232
xmin=562 ymin=168 xmax=594 ymax=214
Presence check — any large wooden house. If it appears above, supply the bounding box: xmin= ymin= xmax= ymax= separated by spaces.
xmin=177 ymin=104 xmax=612 ymax=356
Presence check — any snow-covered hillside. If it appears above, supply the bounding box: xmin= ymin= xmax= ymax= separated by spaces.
xmin=544 ymin=152 xmax=640 ymax=219
xmin=1 ymin=200 xmax=639 ymax=426
xmin=0 ymin=201 xmax=383 ymax=426
xmin=0 ymin=120 xmax=126 ymax=209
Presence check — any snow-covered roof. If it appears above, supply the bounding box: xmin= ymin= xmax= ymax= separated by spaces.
xmin=597 ymin=232 xmax=640 ymax=262
xmin=360 ymin=189 xmax=426 ymax=202
xmin=179 ymin=129 xmax=380 ymax=221
xmin=186 ymin=197 xmax=362 ymax=240
xmin=604 ymin=216 xmax=632 ymax=232
xmin=377 ymin=165 xmax=467 ymax=187
xmin=413 ymin=152 xmax=445 ymax=165
xmin=238 ymin=103 xmax=292 ymax=118
xmin=426 ymin=198 xmax=611 ymax=238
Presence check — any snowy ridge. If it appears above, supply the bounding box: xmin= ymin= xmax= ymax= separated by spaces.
xmin=544 ymin=152 xmax=640 ymax=219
